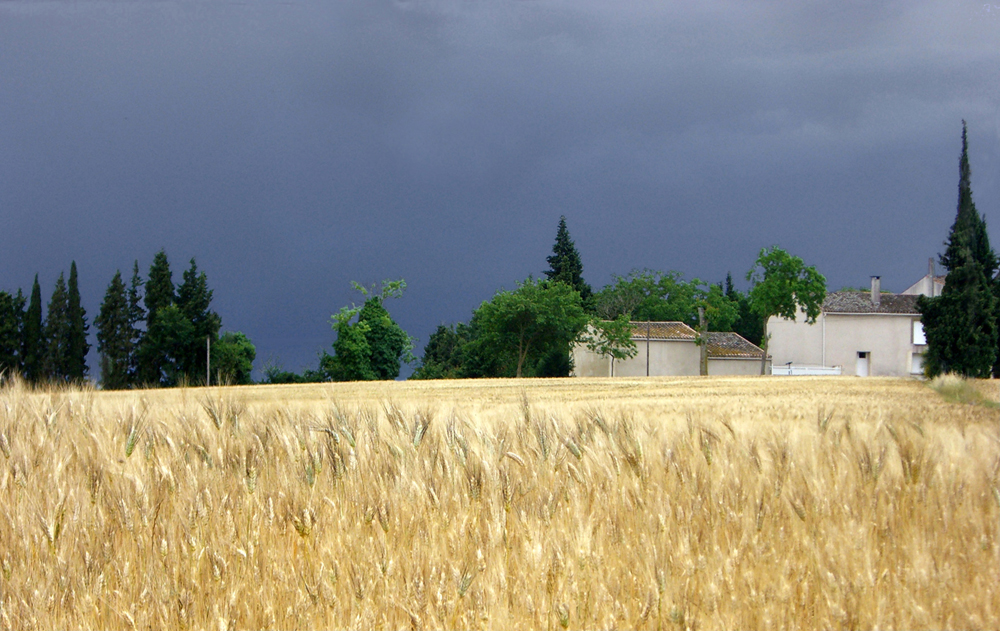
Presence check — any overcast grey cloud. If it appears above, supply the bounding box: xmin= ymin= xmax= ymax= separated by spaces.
xmin=2 ymin=0 xmax=999 ymax=378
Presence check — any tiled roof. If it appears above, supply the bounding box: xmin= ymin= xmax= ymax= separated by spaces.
xmin=705 ymin=332 xmax=765 ymax=359
xmin=822 ymin=291 xmax=920 ymax=315
xmin=629 ymin=321 xmax=698 ymax=340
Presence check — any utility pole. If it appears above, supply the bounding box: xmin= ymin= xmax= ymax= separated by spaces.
xmin=646 ymin=321 xmax=651 ymax=377
xmin=698 ymin=307 xmax=708 ymax=376
xmin=206 ymin=335 xmax=211 ymax=387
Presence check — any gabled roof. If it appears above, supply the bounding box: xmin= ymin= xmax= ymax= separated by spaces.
xmin=629 ymin=321 xmax=698 ymax=340
xmin=705 ymin=332 xmax=765 ymax=359
xmin=822 ymin=291 xmax=920 ymax=315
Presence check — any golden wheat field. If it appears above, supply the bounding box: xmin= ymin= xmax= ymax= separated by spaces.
xmin=0 ymin=375 xmax=998 ymax=630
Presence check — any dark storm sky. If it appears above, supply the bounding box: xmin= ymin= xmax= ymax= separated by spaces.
xmin=2 ymin=0 xmax=999 ymax=379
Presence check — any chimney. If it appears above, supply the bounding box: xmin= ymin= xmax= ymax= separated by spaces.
xmin=928 ymin=257 xmax=935 ymax=278
xmin=870 ymin=276 xmax=881 ymax=307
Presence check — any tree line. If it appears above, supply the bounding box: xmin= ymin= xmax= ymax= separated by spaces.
xmin=0 ymin=250 xmax=255 ymax=388
xmin=42 ymin=123 xmax=1000 ymax=386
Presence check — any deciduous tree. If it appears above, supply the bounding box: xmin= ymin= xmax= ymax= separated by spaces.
xmin=471 ymin=278 xmax=587 ymax=378
xmin=211 ymin=332 xmax=256 ymax=385
xmin=579 ymin=314 xmax=638 ymax=376
xmin=322 ymin=280 xmax=413 ymax=381
xmin=746 ymin=246 xmax=826 ymax=375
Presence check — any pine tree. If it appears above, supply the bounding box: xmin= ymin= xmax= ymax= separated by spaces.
xmin=96 ymin=271 xmax=131 ymax=389
xmin=175 ymin=259 xmax=221 ymax=383
xmin=44 ymin=272 xmax=71 ymax=381
xmin=137 ymin=251 xmax=174 ymax=385
xmin=544 ymin=216 xmax=592 ymax=301
xmin=126 ymin=262 xmax=145 ymax=385
xmin=144 ymin=250 xmax=175 ymax=324
xmin=918 ymin=122 xmax=999 ymax=377
xmin=21 ymin=276 xmax=44 ymax=383
xmin=66 ymin=261 xmax=89 ymax=382
xmin=0 ymin=290 xmax=24 ymax=377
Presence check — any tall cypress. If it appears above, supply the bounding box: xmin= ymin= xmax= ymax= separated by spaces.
xmin=96 ymin=271 xmax=131 ymax=389
xmin=0 ymin=290 xmax=24 ymax=377
xmin=919 ymin=122 xmax=999 ymax=377
xmin=544 ymin=215 xmax=592 ymax=301
xmin=22 ymin=276 xmax=44 ymax=383
xmin=44 ymin=272 xmax=71 ymax=381
xmin=66 ymin=261 xmax=89 ymax=381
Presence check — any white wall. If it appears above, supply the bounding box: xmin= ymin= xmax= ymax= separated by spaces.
xmin=768 ymin=312 xmax=925 ymax=377
xmin=708 ymin=358 xmax=765 ymax=376
xmin=572 ymin=339 xmax=700 ymax=377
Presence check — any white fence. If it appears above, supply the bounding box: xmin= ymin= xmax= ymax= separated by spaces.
xmin=771 ymin=364 xmax=843 ymax=376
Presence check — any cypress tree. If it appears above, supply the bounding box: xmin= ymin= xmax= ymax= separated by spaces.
xmin=66 ymin=261 xmax=89 ymax=382
xmin=22 ymin=276 xmax=44 ymax=383
xmin=544 ymin=216 xmax=592 ymax=301
xmin=919 ymin=122 xmax=999 ymax=377
xmin=0 ymin=290 xmax=24 ymax=377
xmin=96 ymin=271 xmax=131 ymax=389
xmin=44 ymin=272 xmax=71 ymax=381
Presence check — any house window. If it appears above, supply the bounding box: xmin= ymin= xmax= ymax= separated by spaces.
xmin=911 ymin=353 xmax=924 ymax=375
xmin=913 ymin=320 xmax=926 ymax=345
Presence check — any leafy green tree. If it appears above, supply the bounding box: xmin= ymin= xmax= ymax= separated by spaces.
xmin=322 ymin=280 xmax=413 ymax=382
xmin=211 ymin=332 xmax=256 ymax=385
xmin=724 ymin=272 xmax=764 ymax=346
xmin=0 ymin=290 xmax=25 ymax=377
xmin=96 ymin=271 xmax=132 ymax=389
xmin=919 ymin=122 xmax=999 ymax=377
xmin=544 ymin=216 xmax=592 ymax=302
xmin=470 ymin=277 xmax=587 ymax=378
xmin=322 ymin=307 xmax=376 ymax=381
xmin=593 ymin=270 xmax=737 ymax=332
xmin=579 ymin=314 xmax=638 ymax=375
xmin=21 ymin=276 xmax=44 ymax=383
xmin=66 ymin=261 xmax=89 ymax=382
xmin=746 ymin=246 xmax=827 ymax=375
xmin=412 ymin=324 xmax=474 ymax=379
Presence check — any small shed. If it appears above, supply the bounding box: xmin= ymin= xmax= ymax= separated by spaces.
xmin=572 ymin=322 xmax=765 ymax=377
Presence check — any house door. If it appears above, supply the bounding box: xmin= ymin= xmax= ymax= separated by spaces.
xmin=857 ymin=352 xmax=870 ymax=377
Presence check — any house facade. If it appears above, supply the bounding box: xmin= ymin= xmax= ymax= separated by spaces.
xmin=768 ymin=276 xmax=927 ymax=377
xmin=571 ymin=322 xmax=765 ymax=377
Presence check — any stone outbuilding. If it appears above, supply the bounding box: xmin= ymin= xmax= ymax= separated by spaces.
xmin=571 ymin=322 xmax=765 ymax=377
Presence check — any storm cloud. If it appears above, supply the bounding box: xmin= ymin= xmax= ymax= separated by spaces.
xmin=2 ymin=0 xmax=999 ymax=377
